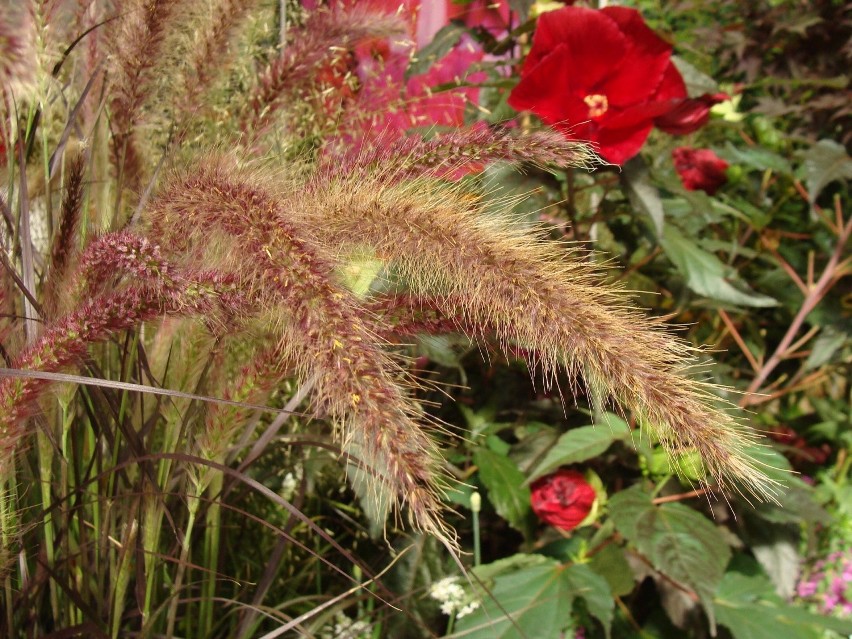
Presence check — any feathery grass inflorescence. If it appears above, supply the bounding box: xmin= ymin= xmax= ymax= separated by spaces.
xmin=0 ymin=6 xmax=36 ymax=96
xmin=171 ymin=0 xmax=260 ymax=143
xmin=239 ymin=5 xmax=407 ymax=138
xmin=109 ymin=0 xmax=188 ymax=194
xmin=303 ymin=172 xmax=775 ymax=500
xmin=198 ymin=338 xmax=286 ymax=464
xmin=339 ymin=126 xmax=605 ymax=180
xmin=0 ymin=230 xmax=242 ymax=471
xmin=146 ymin=157 xmax=454 ymax=542
xmin=43 ymin=151 xmax=86 ymax=318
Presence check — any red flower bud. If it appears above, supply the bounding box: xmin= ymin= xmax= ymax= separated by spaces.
xmin=655 ymin=92 xmax=728 ymax=135
xmin=672 ymin=147 xmax=729 ymax=195
xmin=530 ymin=469 xmax=596 ymax=531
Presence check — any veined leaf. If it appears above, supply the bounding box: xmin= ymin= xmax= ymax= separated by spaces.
xmin=453 ymin=555 xmax=613 ymax=638
xmin=608 ymin=485 xmax=654 ymax=542
xmin=716 ymin=570 xmax=852 ymax=639
xmin=661 ymin=225 xmax=778 ymax=307
xmin=589 ymin=542 xmax=635 ymax=598
xmin=474 ymin=447 xmax=531 ymax=533
xmin=671 ymin=55 xmax=719 ymax=97
xmin=799 ymin=139 xmax=852 ymax=204
xmin=529 ymin=415 xmax=631 ymax=481
xmin=561 ymin=563 xmax=614 ymax=638
xmin=720 ymin=142 xmax=792 ymax=175
xmin=610 ymin=487 xmax=731 ymax=631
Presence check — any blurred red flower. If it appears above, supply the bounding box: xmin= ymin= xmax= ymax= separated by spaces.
xmin=530 ymin=469 xmax=596 ymax=531
xmin=353 ymin=33 xmax=484 ymax=134
xmin=672 ymin=147 xmax=729 ymax=194
xmin=302 ymin=0 xmax=484 ymax=135
xmin=508 ymin=6 xmax=725 ymax=164
xmin=767 ymin=425 xmax=832 ymax=466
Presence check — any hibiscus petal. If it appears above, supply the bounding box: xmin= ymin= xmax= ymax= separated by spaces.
xmin=595 ymin=120 xmax=654 ymax=165
xmin=672 ymin=146 xmax=729 ymax=194
xmin=653 ymin=61 xmax=688 ymax=102
xmin=530 ymin=470 xmax=597 ymax=531
xmin=524 ymin=6 xmax=627 ymax=91
xmin=509 ymin=44 xmax=592 ymax=128
xmin=600 ymin=6 xmax=673 ymax=106
xmin=605 ymin=99 xmax=680 ymax=130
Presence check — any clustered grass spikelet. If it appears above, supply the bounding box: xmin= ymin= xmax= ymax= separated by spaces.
xmin=0 ymin=5 xmax=36 ymax=96
xmin=109 ymin=0 xmax=187 ymax=193
xmin=43 ymin=151 xmax=86 ymax=318
xmin=145 ymin=157 xmax=452 ymax=540
xmin=302 ymin=160 xmax=773 ymax=500
xmin=0 ymin=232 xmax=242 ymax=474
xmin=338 ymin=127 xmax=605 ymax=181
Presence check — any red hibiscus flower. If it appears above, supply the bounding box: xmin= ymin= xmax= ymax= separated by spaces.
xmin=508 ymin=6 xmax=725 ymax=164
xmin=672 ymin=147 xmax=729 ymax=194
xmin=530 ymin=469 xmax=596 ymax=531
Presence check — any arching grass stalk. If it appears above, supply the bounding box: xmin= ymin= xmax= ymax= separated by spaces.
xmin=471 ymin=491 xmax=482 ymax=567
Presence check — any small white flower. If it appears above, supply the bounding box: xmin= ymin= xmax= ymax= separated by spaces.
xmin=320 ymin=612 xmax=372 ymax=639
xmin=429 ymin=575 xmax=479 ymax=618
xmin=280 ymin=471 xmax=298 ymax=502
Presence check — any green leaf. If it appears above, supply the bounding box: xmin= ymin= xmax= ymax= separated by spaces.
xmin=610 ymin=488 xmax=730 ymax=631
xmin=751 ymin=536 xmax=800 ymax=600
xmin=803 ymin=327 xmax=849 ymax=371
xmin=738 ymin=441 xmax=792 ymax=486
xmin=799 ymin=138 xmax=852 ymax=204
xmin=719 ymin=142 xmax=793 ymax=175
xmin=715 ymin=570 xmax=852 ymax=639
xmin=638 ymin=503 xmax=731 ymax=629
xmin=623 ymin=156 xmax=664 ymax=237
xmin=509 ymin=423 xmax=561 ymax=474
xmin=661 ymin=225 xmax=779 ymax=307
xmin=608 ymin=485 xmax=654 ymax=542
xmin=753 ymin=478 xmax=829 ymax=525
xmin=671 ymin=56 xmax=719 ymax=97
xmin=454 ymin=557 xmax=572 ymax=639
xmin=454 ymin=556 xmax=613 ymax=638
xmin=562 ymin=563 xmax=614 ymax=638
xmin=472 ymin=552 xmax=551 ymax=583
xmin=589 ymin=543 xmax=635 ymax=598
xmin=417 ymin=334 xmax=469 ymax=369
xmin=529 ymin=417 xmax=630 ymax=481
xmin=336 ymin=245 xmax=383 ymax=297
xmin=474 ymin=447 xmax=531 ymax=533
xmin=406 ymin=23 xmax=466 ymax=79
xmin=444 ymin=480 xmax=476 ymax=508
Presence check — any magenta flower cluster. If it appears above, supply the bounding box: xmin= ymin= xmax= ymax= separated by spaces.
xmin=797 ymin=550 xmax=852 ymax=616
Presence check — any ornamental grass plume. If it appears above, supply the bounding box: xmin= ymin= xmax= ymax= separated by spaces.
xmin=145 ymin=156 xmax=453 ymax=540
xmin=302 ymin=150 xmax=773 ymax=499
xmin=0 ymin=6 xmax=36 ymax=96
xmin=109 ymin=0 xmax=188 ymax=195
xmin=43 ymin=151 xmax=86 ymax=318
xmin=0 ymin=232 xmax=244 ymax=470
